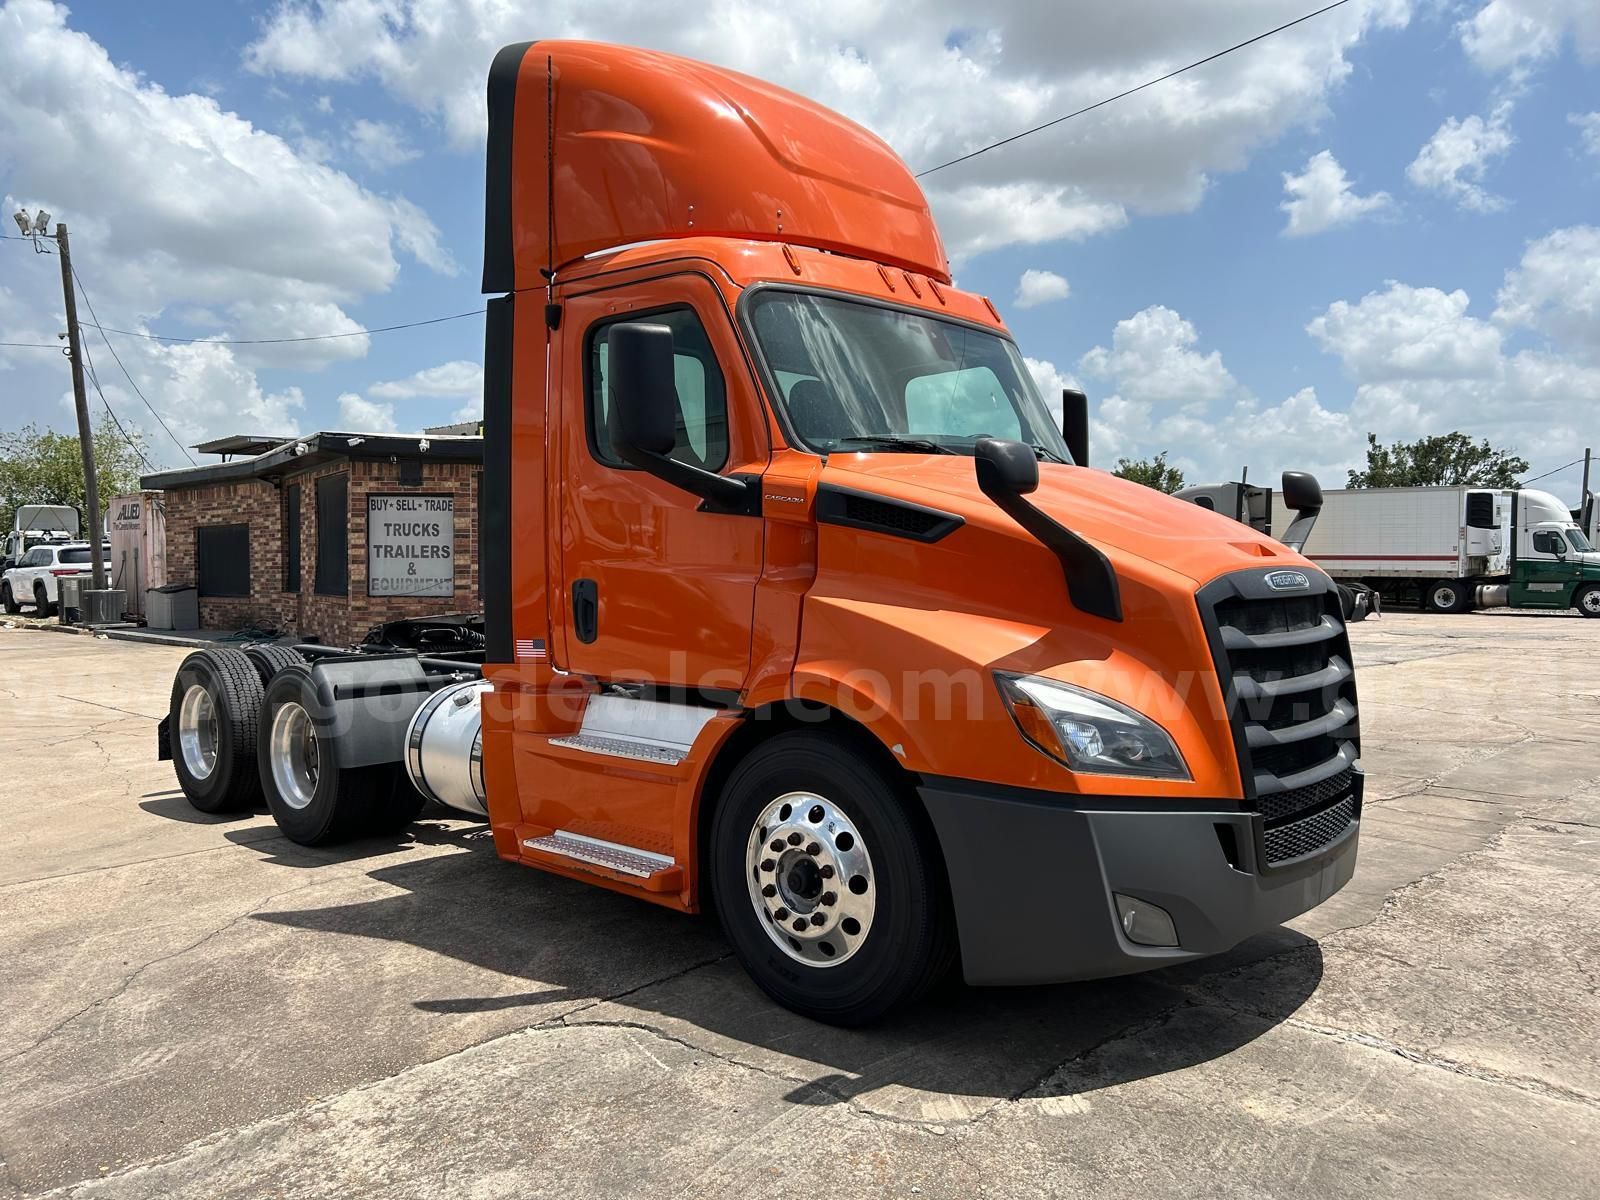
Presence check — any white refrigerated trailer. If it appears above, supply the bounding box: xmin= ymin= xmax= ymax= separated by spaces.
xmin=1268 ymin=486 xmax=1600 ymax=615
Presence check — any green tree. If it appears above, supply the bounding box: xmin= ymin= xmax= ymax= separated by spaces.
xmin=1114 ymin=451 xmax=1186 ymax=494
xmin=0 ymin=423 xmax=150 ymax=524
xmin=1347 ymin=432 xmax=1529 ymax=488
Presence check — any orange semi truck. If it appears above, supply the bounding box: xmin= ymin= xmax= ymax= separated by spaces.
xmin=159 ymin=41 xmax=1362 ymax=1024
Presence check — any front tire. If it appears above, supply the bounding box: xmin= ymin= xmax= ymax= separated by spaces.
xmin=709 ymin=731 xmax=954 ymax=1025
xmin=168 ymin=649 xmax=265 ymax=813
xmin=1575 ymin=585 xmax=1600 ymax=618
xmin=1429 ymin=580 xmax=1470 ymax=613
xmin=1 ymin=583 xmax=18 ymax=614
xmin=258 ymin=668 xmax=425 ymax=845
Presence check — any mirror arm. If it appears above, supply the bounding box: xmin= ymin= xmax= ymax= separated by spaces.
xmin=977 ymin=478 xmax=1123 ymax=623
xmin=617 ymin=445 xmax=755 ymax=513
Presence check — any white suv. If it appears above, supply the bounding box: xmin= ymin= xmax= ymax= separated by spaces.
xmin=2 ymin=542 xmax=111 ymax=615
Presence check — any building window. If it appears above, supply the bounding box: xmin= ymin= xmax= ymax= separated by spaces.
xmin=284 ymin=483 xmax=302 ymax=592
xmin=315 ymin=473 xmax=349 ymax=595
xmin=196 ymin=524 xmax=250 ymax=597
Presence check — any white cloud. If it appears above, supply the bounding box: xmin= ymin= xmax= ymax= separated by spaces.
xmin=1307 ymin=283 xmax=1504 ymax=379
xmin=1080 ymin=306 xmax=1237 ymax=406
xmin=348 ymin=117 xmax=420 ymax=169
xmin=336 ymin=392 xmax=398 ymax=432
xmin=1572 ymin=111 xmax=1600 ymax=160
xmin=244 ymin=0 xmax=1413 ymax=262
xmin=1307 ymin=275 xmax=1600 ymax=464
xmin=315 ymin=94 xmax=333 ymax=114
xmin=1494 ymin=225 xmax=1600 ymax=360
xmin=1013 ymin=269 xmax=1071 ymax=310
xmin=1280 ymin=150 xmax=1393 ymax=236
xmin=369 ymin=359 xmax=484 ymax=399
xmin=1458 ymin=0 xmax=1600 ymax=76
xmin=1406 ymin=102 xmax=1515 ymax=211
xmin=0 ymin=0 xmax=452 ymax=453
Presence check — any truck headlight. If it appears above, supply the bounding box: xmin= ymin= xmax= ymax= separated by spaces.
xmin=995 ymin=673 xmax=1189 ymax=780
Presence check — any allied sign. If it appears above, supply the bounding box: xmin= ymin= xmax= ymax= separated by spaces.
xmin=367 ymin=494 xmax=454 ymax=597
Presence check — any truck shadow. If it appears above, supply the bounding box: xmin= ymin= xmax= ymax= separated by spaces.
xmin=246 ymin=821 xmax=1324 ymax=1110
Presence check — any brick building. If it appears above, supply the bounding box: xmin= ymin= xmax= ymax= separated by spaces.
xmin=142 ymin=432 xmax=482 ymax=646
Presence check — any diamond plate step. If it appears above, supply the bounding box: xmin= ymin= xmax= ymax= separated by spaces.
xmin=523 ymin=831 xmax=677 ymax=879
xmin=548 ymin=733 xmax=686 ymax=765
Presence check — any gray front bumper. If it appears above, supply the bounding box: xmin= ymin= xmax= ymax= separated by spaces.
xmin=920 ymin=776 xmax=1360 ymax=986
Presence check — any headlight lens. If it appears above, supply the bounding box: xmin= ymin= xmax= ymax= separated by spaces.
xmin=995 ymin=673 xmax=1189 ymax=780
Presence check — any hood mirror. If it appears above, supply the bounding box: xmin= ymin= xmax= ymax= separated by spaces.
xmin=1279 ymin=470 xmax=1323 ymax=553
xmin=1061 ymin=388 xmax=1089 ymax=467
xmin=973 ymin=437 xmax=1121 ymax=622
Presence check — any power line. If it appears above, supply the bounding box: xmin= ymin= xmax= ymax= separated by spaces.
xmin=1520 ymin=458 xmax=1585 ymax=487
xmin=80 ymin=340 xmax=157 ymax=472
xmin=71 ymin=265 xmax=197 ymax=465
xmin=84 ymin=307 xmax=485 ymax=345
xmin=0 ymin=341 xmax=63 ymax=349
xmin=916 ymin=0 xmax=1353 ymax=177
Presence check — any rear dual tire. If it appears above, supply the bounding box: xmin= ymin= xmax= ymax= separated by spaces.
xmin=169 ymin=649 xmax=266 ymax=813
xmin=1429 ymin=580 xmax=1471 ymax=613
xmin=257 ymin=668 xmax=424 ymax=846
xmin=709 ymin=732 xmax=954 ymax=1026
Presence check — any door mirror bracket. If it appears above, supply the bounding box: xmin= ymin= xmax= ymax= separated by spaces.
xmin=607 ymin=321 xmax=753 ymax=512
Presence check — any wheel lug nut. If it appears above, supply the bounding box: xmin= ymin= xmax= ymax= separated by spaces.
xmin=810 ymin=913 xmax=826 ymax=927
xmin=787 ymin=832 xmax=803 ymax=846
xmin=792 ymin=918 xmax=808 ymax=933
xmin=761 ymin=884 xmax=777 ymax=898
xmin=819 ymin=864 xmax=835 ymax=879
xmin=805 ymin=842 xmax=821 ymax=856
xmin=769 ymin=839 xmax=784 ymax=853
xmin=775 ymin=907 xmax=789 ymax=920
xmin=760 ymin=859 xmax=775 ymax=872
xmin=822 ymin=891 xmax=836 ymax=906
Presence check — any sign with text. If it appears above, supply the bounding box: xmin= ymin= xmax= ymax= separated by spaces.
xmin=367 ymin=494 xmax=454 ymax=597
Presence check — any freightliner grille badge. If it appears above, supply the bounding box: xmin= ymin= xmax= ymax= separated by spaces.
xmin=1266 ymin=570 xmax=1311 ymax=591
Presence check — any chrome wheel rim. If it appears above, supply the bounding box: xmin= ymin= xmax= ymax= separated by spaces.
xmin=1432 ymin=586 xmax=1456 ymax=609
xmin=1583 ymin=591 xmax=1600 ymax=614
xmin=745 ymin=791 xmax=876 ymax=968
xmin=178 ymin=684 xmax=219 ymax=780
xmin=269 ymin=702 xmax=319 ymax=811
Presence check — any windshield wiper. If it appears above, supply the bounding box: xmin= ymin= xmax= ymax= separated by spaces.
xmin=1030 ymin=443 xmax=1067 ymax=464
xmin=830 ymin=435 xmax=958 ymax=455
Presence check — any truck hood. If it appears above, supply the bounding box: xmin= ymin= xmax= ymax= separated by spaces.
xmin=824 ymin=453 xmax=1299 ymax=588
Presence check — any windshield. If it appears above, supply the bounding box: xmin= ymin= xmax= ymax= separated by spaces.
xmin=1566 ymin=529 xmax=1592 ymax=553
xmin=747 ymin=290 xmax=1069 ymax=460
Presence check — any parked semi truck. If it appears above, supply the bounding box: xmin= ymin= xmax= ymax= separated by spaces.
xmin=158 ymin=41 xmax=1363 ymax=1023
xmin=1184 ymin=479 xmax=1600 ymax=615
xmin=3 ymin=504 xmax=81 ymax=570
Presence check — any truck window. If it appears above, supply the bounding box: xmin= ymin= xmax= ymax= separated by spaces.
xmin=904 ymin=366 xmax=1022 ymax=442
xmin=745 ymin=289 xmax=1066 ymax=458
xmin=1566 ymin=530 xmax=1592 ymax=553
xmin=588 ymin=308 xmax=728 ymax=472
xmin=1533 ymin=530 xmax=1563 ymax=555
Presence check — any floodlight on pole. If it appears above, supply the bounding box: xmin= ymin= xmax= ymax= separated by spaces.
xmin=12 ymin=210 xmax=28 ymax=236
xmin=34 ymin=210 xmax=51 ymax=234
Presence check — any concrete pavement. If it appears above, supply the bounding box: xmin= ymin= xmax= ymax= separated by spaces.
xmin=0 ymin=613 xmax=1595 ymax=1198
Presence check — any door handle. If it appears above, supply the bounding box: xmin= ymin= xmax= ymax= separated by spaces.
xmin=572 ymin=578 xmax=599 ymax=644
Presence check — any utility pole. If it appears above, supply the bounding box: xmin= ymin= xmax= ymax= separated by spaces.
xmin=53 ymin=222 xmax=107 ymax=592
xmin=1582 ymin=447 xmax=1592 ymax=503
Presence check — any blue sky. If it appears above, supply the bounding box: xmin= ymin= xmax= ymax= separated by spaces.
xmin=2 ymin=1 xmax=1597 ymax=499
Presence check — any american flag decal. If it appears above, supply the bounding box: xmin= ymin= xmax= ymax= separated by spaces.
xmin=515 ymin=639 xmax=547 ymax=662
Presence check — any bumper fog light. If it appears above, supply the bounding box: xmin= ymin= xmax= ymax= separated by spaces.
xmin=1114 ymin=893 xmax=1179 ymax=947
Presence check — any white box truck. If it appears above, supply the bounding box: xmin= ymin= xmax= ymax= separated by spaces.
xmin=1270 ymin=486 xmax=1600 ymax=615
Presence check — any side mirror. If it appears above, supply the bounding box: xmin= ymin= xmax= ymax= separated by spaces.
xmin=1061 ymin=389 xmax=1089 ymax=467
xmin=973 ymin=437 xmax=1121 ymax=622
xmin=974 ymin=437 xmax=1040 ymax=497
xmin=1281 ymin=470 xmax=1323 ymax=514
xmin=607 ymin=322 xmax=677 ymax=458
xmin=1279 ymin=470 xmax=1323 ymax=553
xmin=604 ymin=321 xmax=752 ymax=513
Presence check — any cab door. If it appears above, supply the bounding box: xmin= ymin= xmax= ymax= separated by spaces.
xmin=1512 ymin=527 xmax=1581 ymax=608
xmin=553 ymin=272 xmax=768 ymax=690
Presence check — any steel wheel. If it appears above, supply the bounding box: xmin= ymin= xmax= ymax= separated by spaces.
xmin=269 ymin=701 xmax=319 ymax=811
xmin=178 ymin=684 xmax=220 ymax=780
xmin=745 ymin=791 xmax=876 ymax=968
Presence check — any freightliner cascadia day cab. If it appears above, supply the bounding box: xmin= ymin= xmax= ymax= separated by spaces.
xmin=158 ymin=42 xmax=1363 ymax=1024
